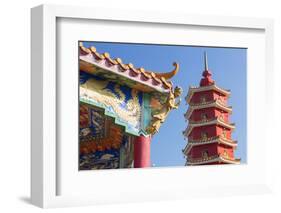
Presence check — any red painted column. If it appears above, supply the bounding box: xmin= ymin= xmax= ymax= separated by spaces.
xmin=134 ymin=135 xmax=151 ymax=168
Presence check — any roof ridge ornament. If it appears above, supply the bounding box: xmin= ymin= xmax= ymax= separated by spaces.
xmin=145 ymin=62 xmax=179 ymax=80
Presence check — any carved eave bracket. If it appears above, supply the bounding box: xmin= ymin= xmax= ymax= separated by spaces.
xmin=145 ymin=86 xmax=183 ymax=135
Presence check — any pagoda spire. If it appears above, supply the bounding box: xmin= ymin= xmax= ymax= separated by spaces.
xmin=200 ymin=52 xmax=214 ymax=86
xmin=204 ymin=51 xmax=208 ymax=71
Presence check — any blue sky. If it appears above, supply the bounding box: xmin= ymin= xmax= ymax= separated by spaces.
xmin=82 ymin=41 xmax=247 ymax=166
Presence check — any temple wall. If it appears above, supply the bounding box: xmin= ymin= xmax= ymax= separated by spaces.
xmin=190 ymin=90 xmax=228 ymax=105
xmin=190 ymin=143 xmax=218 ymax=158
xmin=189 ymin=124 xmax=232 ymax=140
xmin=217 ymin=144 xmax=234 ymax=158
xmin=190 ymin=125 xmax=217 ymax=140
xmin=190 ymin=108 xmax=229 ymax=122
xmin=190 ymin=107 xmax=216 ymax=121
xmin=190 ymin=90 xmax=214 ymax=104
xmin=216 ymin=126 xmax=232 ymax=140
xmin=214 ymin=109 xmax=229 ymax=122
xmin=213 ymin=91 xmax=228 ymax=105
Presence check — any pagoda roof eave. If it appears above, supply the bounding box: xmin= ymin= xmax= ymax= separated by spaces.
xmin=183 ymin=137 xmax=238 ymax=155
xmin=185 ymin=84 xmax=231 ymax=103
xmin=186 ymin=156 xmax=240 ymax=165
xmin=219 ymin=156 xmax=241 ymax=164
xmin=183 ymin=118 xmax=235 ymax=137
xmin=185 ymin=100 xmax=232 ymax=119
xmin=186 ymin=155 xmax=220 ymax=165
xmin=79 ymin=45 xmax=179 ymax=93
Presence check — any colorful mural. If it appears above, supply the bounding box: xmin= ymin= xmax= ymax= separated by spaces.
xmin=119 ymin=135 xmax=134 ymax=168
xmin=80 ymin=105 xmax=107 ymax=141
xmin=80 ymin=72 xmax=144 ymax=136
xmin=79 ymin=133 xmax=133 ymax=170
xmin=79 ymin=149 xmax=120 ymax=170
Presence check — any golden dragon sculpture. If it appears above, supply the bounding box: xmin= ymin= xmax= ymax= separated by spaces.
xmin=146 ymin=86 xmax=182 ymax=135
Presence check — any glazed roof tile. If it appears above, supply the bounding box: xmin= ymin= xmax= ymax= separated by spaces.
xmin=79 ymin=43 xmax=179 ymax=93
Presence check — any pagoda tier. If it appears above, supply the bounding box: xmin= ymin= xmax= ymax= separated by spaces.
xmin=183 ymin=117 xmax=235 ymax=138
xmin=185 ymin=155 xmax=240 ymax=166
xmin=183 ymin=136 xmax=238 ymax=155
xmin=182 ymin=52 xmax=240 ymax=165
xmin=184 ymin=99 xmax=232 ymax=120
xmin=185 ymin=84 xmax=231 ymax=104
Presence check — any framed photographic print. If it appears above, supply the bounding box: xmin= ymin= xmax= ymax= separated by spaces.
xmin=31 ymin=4 xmax=274 ymax=208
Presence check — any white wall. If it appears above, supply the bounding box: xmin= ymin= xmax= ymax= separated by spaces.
xmin=0 ymin=0 xmax=280 ymax=212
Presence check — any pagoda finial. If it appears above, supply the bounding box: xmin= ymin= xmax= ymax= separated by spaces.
xmin=204 ymin=51 xmax=208 ymax=71
xmin=200 ymin=52 xmax=214 ymax=86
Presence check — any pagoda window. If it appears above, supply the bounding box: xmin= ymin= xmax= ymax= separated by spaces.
xmin=202 ymin=150 xmax=209 ymax=159
xmin=217 ymin=95 xmax=225 ymax=104
xmin=201 ymin=132 xmax=208 ymax=140
xmin=201 ymin=113 xmax=208 ymax=120
xmin=222 ymin=129 xmax=227 ymax=138
xmin=223 ymin=150 xmax=229 ymax=158
xmin=200 ymin=96 xmax=207 ymax=103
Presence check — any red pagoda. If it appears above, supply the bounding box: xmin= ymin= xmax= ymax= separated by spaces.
xmin=183 ymin=52 xmax=240 ymax=165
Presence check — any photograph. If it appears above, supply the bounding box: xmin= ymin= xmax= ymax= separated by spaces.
xmin=26 ymin=3 xmax=278 ymax=209
xmin=79 ymin=41 xmax=247 ymax=170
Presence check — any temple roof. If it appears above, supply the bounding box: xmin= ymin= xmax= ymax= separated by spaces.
xmin=79 ymin=43 xmax=179 ymax=93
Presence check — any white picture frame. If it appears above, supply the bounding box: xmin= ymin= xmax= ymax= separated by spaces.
xmin=31 ymin=4 xmax=274 ymax=208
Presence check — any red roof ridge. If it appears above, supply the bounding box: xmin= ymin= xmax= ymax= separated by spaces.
xmin=79 ymin=44 xmax=179 ymax=91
